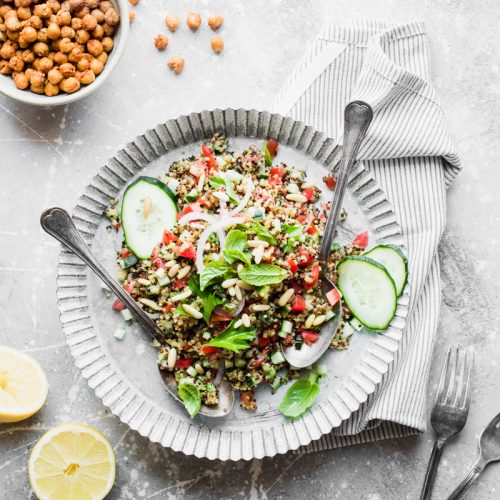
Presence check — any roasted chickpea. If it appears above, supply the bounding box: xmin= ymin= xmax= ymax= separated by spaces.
xmin=46 ymin=22 xmax=60 ymax=39
xmin=86 ymin=38 xmax=102 ymax=56
xmin=53 ymin=50 xmax=67 ymax=64
xmin=68 ymin=0 xmax=84 ymax=11
xmin=59 ymin=75 xmax=79 ymax=92
xmin=47 ymin=66 xmax=62 ymax=83
xmin=30 ymin=81 xmax=44 ymax=93
xmin=74 ymin=28 xmax=89 ymax=43
xmin=38 ymin=55 xmax=53 ymax=72
xmin=8 ymin=54 xmax=23 ymax=71
xmin=165 ymin=13 xmax=178 ymax=32
xmin=55 ymin=9 xmax=71 ymax=25
xmin=167 ymin=55 xmax=184 ymax=74
xmin=28 ymin=68 xmax=44 ymax=85
xmin=37 ymin=27 xmax=48 ymax=42
xmin=96 ymin=50 xmax=106 ymax=63
xmin=186 ymin=12 xmax=201 ymax=31
xmin=0 ymin=6 xmax=13 ymax=17
xmin=70 ymin=16 xmax=82 ymax=29
xmin=16 ymin=0 xmax=33 ymax=7
xmin=4 ymin=10 xmax=18 ymax=19
xmin=44 ymin=80 xmax=59 ymax=95
xmin=90 ymin=8 xmax=103 ymax=22
xmin=101 ymin=35 xmax=112 ymax=52
xmin=76 ymin=56 xmax=88 ymax=70
xmin=210 ymin=36 xmax=224 ymax=53
xmin=59 ymin=61 xmax=74 ymax=77
xmin=59 ymin=37 xmax=73 ymax=52
xmin=207 ymin=14 xmax=223 ymax=31
xmin=80 ymin=12 xmax=96 ymax=30
xmin=5 ymin=15 xmax=21 ymax=31
xmin=67 ymin=44 xmax=83 ymax=62
xmin=33 ymin=41 xmax=49 ymax=56
xmin=13 ymin=70 xmax=28 ymax=88
xmin=101 ymin=23 xmax=114 ymax=36
xmin=33 ymin=4 xmax=51 ymax=18
xmin=153 ymin=33 xmax=167 ymax=50
xmin=0 ymin=59 xmax=11 ymax=74
xmin=16 ymin=7 xmax=31 ymax=20
xmin=84 ymin=0 xmax=99 ymax=8
xmin=0 ymin=39 xmax=16 ymax=58
xmin=74 ymin=6 xmax=88 ymax=18
xmin=128 ymin=9 xmax=134 ymax=23
xmin=46 ymin=0 xmax=61 ymax=13
xmin=78 ymin=67 xmax=93 ymax=84
xmin=6 ymin=30 xmax=20 ymax=41
xmin=91 ymin=23 xmax=102 ymax=39
xmin=60 ymin=25 xmax=74 ymax=38
xmin=103 ymin=7 xmax=118 ymax=25
xmin=60 ymin=1 xmax=71 ymax=11
xmin=99 ymin=1 xmax=112 ymax=13
xmin=26 ymin=15 xmax=43 ymax=28
xmin=89 ymin=56 xmax=102 ymax=74
xmin=21 ymin=48 xmax=34 ymax=62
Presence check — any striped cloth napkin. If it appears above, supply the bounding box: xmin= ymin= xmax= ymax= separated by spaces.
xmin=272 ymin=19 xmax=461 ymax=452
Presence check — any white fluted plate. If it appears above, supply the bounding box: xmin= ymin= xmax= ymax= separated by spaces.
xmin=56 ymin=109 xmax=409 ymax=461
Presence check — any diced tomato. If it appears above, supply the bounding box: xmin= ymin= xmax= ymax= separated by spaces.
xmin=287 ymin=257 xmax=299 ymax=273
xmin=201 ymin=144 xmax=218 ymax=172
xmin=306 ymin=224 xmax=317 ymax=235
xmin=175 ymin=243 xmax=196 ymax=259
xmin=151 ymin=246 xmax=159 ymax=260
xmin=291 ymin=294 xmax=306 ymax=312
xmin=124 ymin=280 xmax=136 ymax=293
xmin=112 ymin=299 xmax=126 ymax=311
xmin=189 ymin=159 xmax=207 ymax=178
xmin=179 ymin=202 xmax=203 ymax=219
xmin=240 ymin=391 xmax=256 ymax=410
xmin=163 ymin=303 xmax=174 ymax=313
xmin=297 ymin=213 xmax=308 ymax=224
xmin=266 ymin=138 xmax=279 ymax=158
xmin=162 ymin=230 xmax=178 ymax=244
xmin=258 ymin=337 xmax=270 ymax=348
xmin=153 ymin=258 xmax=166 ymax=269
xmin=302 ymin=187 xmax=315 ymax=202
xmin=323 ymin=175 xmax=336 ymax=190
xmin=119 ymin=249 xmax=132 ymax=258
xmin=297 ymin=247 xmax=314 ymax=268
xmin=200 ymin=345 xmax=220 ymax=355
xmin=301 ymin=330 xmax=320 ymax=346
xmin=270 ymin=166 xmax=285 ymax=178
xmin=326 ymin=287 xmax=342 ymax=306
xmin=352 ymin=231 xmax=369 ymax=249
xmin=175 ymin=358 xmax=193 ymax=369
xmin=172 ymin=277 xmax=188 ymax=290
xmin=304 ymin=264 xmax=320 ymax=290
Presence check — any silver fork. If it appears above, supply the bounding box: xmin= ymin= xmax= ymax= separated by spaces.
xmin=447 ymin=412 xmax=500 ymax=499
xmin=420 ymin=346 xmax=474 ymax=500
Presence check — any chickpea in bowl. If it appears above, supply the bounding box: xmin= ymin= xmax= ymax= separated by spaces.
xmin=0 ymin=0 xmax=128 ymax=106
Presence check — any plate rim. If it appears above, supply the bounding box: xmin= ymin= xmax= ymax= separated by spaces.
xmin=55 ymin=108 xmax=410 ymax=460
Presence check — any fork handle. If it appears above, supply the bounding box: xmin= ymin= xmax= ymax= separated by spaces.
xmin=446 ymin=460 xmax=486 ymax=500
xmin=420 ymin=438 xmax=447 ymax=500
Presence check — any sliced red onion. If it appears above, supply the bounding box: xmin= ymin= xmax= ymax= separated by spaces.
xmin=231 ymin=299 xmax=246 ymax=317
xmin=229 ymin=178 xmax=254 ymax=216
xmin=178 ymin=211 xmax=217 ymax=226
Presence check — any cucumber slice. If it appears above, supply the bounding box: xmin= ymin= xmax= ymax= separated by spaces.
xmin=121 ymin=176 xmax=177 ymax=259
xmin=365 ymin=244 xmax=408 ymax=296
xmin=337 ymin=256 xmax=397 ymax=330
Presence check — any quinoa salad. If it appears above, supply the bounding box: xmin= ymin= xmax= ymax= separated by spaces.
xmin=105 ymin=135 xmax=407 ymax=418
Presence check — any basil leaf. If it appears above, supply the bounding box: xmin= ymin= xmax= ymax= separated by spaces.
xmin=178 ymin=380 xmax=201 ymax=418
xmin=250 ymin=221 xmax=277 ymax=245
xmin=199 ymin=261 xmax=234 ymax=290
xmin=282 ymin=224 xmax=303 ymax=238
xmin=278 ymin=379 xmax=320 ymax=418
xmin=262 ymin=141 xmax=273 ymax=166
xmin=238 ymin=264 xmax=287 ymax=286
xmin=223 ymin=230 xmax=251 ymax=265
xmin=201 ymin=293 xmax=223 ymax=325
xmin=206 ymin=319 xmax=256 ymax=352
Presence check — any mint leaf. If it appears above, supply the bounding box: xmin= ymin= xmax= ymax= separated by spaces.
xmin=223 ymin=229 xmax=251 ymax=265
xmin=250 ymin=221 xmax=277 ymax=245
xmin=206 ymin=319 xmax=256 ymax=352
xmin=175 ymin=305 xmax=190 ymax=316
xmin=201 ymin=293 xmax=223 ymax=325
xmin=238 ymin=264 xmax=287 ymax=286
xmin=278 ymin=379 xmax=320 ymax=418
xmin=209 ymin=174 xmax=240 ymax=205
xmin=199 ymin=261 xmax=234 ymax=290
xmin=282 ymin=224 xmax=303 ymax=238
xmin=178 ymin=380 xmax=201 ymax=418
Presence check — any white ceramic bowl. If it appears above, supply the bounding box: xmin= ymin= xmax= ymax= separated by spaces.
xmin=0 ymin=0 xmax=129 ymax=106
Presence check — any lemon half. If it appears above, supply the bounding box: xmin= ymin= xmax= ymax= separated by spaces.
xmin=0 ymin=345 xmax=49 ymax=423
xmin=29 ymin=423 xmax=116 ymax=500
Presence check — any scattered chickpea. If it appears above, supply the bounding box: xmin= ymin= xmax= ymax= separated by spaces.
xmin=186 ymin=12 xmax=201 ymax=31
xmin=128 ymin=9 xmax=135 ymax=23
xmin=13 ymin=71 xmax=29 ymax=89
xmin=165 ymin=13 xmax=178 ymax=32
xmin=207 ymin=14 xmax=223 ymax=30
xmin=210 ymin=35 xmax=224 ymax=54
xmin=154 ymin=33 xmax=167 ymax=50
xmin=128 ymin=0 xmax=138 ymax=5
xmin=167 ymin=55 xmax=184 ymax=74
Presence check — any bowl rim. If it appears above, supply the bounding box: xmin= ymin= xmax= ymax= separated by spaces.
xmin=0 ymin=0 xmax=129 ymax=107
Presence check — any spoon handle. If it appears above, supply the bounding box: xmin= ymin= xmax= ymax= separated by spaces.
xmin=446 ymin=460 xmax=486 ymax=500
xmin=40 ymin=207 xmax=165 ymax=343
xmin=319 ymin=101 xmax=373 ymax=268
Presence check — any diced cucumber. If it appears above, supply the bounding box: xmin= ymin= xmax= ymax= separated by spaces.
xmin=271 ymin=375 xmax=282 ymax=392
xmin=342 ymin=322 xmax=354 ymax=338
xmin=271 ymin=351 xmax=286 ymax=365
xmin=337 ymin=256 xmax=397 ymax=330
xmin=278 ymin=320 xmax=293 ymax=338
xmin=121 ymin=255 xmax=138 ymax=268
xmin=365 ymin=244 xmax=408 ymax=297
xmin=114 ymin=324 xmax=126 ymax=340
xmin=186 ymin=366 xmax=197 ymax=377
xmin=253 ymin=208 xmax=265 ymax=220
xmin=349 ymin=317 xmax=363 ymax=331
xmin=185 ymin=189 xmax=199 ymax=202
xmin=120 ymin=309 xmax=133 ymax=323
xmin=121 ymin=176 xmax=178 ymax=259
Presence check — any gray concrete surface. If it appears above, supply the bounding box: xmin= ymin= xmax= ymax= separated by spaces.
xmin=1 ymin=0 xmax=500 ymax=498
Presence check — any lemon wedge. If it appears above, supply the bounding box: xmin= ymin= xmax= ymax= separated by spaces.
xmin=29 ymin=423 xmax=116 ymax=500
xmin=0 ymin=345 xmax=49 ymax=423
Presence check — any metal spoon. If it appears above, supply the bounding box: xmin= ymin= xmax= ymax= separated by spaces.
xmin=447 ymin=412 xmax=500 ymax=499
xmin=40 ymin=207 xmax=234 ymax=417
xmin=282 ymin=101 xmax=373 ymax=369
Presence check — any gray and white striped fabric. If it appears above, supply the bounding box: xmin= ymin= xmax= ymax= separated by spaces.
xmin=272 ymin=19 xmax=461 ymax=452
